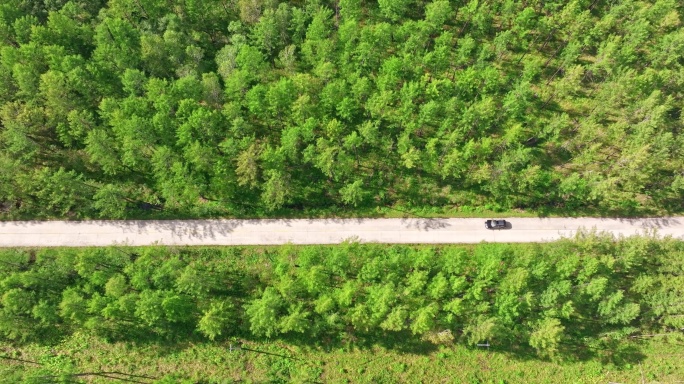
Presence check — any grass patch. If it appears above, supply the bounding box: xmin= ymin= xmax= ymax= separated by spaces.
xmin=2 ymin=335 xmax=683 ymax=383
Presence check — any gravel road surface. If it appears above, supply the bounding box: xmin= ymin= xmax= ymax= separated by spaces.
xmin=1 ymin=217 xmax=683 ymax=247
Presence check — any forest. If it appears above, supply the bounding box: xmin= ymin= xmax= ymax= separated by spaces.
xmin=1 ymin=0 xmax=684 ymax=219
xmin=1 ymin=232 xmax=684 ymax=381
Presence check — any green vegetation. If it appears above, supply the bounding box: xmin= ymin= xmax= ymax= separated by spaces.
xmin=1 ymin=232 xmax=683 ymax=382
xmin=1 ymin=0 xmax=684 ymax=219
xmin=3 ymin=334 xmax=684 ymax=383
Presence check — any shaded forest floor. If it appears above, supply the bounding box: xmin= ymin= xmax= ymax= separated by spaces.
xmin=2 ymin=202 xmax=681 ymax=222
xmin=2 ymin=333 xmax=683 ymax=383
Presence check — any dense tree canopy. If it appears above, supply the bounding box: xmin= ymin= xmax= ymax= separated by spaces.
xmin=0 ymin=0 xmax=683 ymax=218
xmin=0 ymin=233 xmax=683 ymax=362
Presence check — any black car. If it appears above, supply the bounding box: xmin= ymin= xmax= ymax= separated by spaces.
xmin=485 ymin=219 xmax=507 ymax=229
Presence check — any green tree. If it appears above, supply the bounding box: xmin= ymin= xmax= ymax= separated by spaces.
xmin=92 ymin=17 xmax=140 ymax=71
xmin=198 ymin=300 xmax=234 ymax=340
xmin=424 ymin=1 xmax=451 ymax=28
xmin=261 ymin=169 xmax=291 ymax=211
xmin=339 ymin=179 xmax=366 ymax=206
xmin=93 ymin=184 xmax=128 ymax=218
xmin=135 ymin=290 xmax=166 ymax=328
xmin=378 ymin=0 xmax=412 ymax=21
xmin=410 ymin=303 xmax=439 ymax=335
xmin=529 ymin=317 xmax=564 ymax=358
xmin=59 ymin=287 xmax=88 ymax=326
xmin=235 ymin=141 xmax=260 ymax=188
xmin=245 ymin=287 xmax=285 ymax=338
xmin=279 ymin=303 xmax=310 ymax=334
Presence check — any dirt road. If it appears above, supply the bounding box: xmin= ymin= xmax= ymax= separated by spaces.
xmin=1 ymin=217 xmax=682 ymax=247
